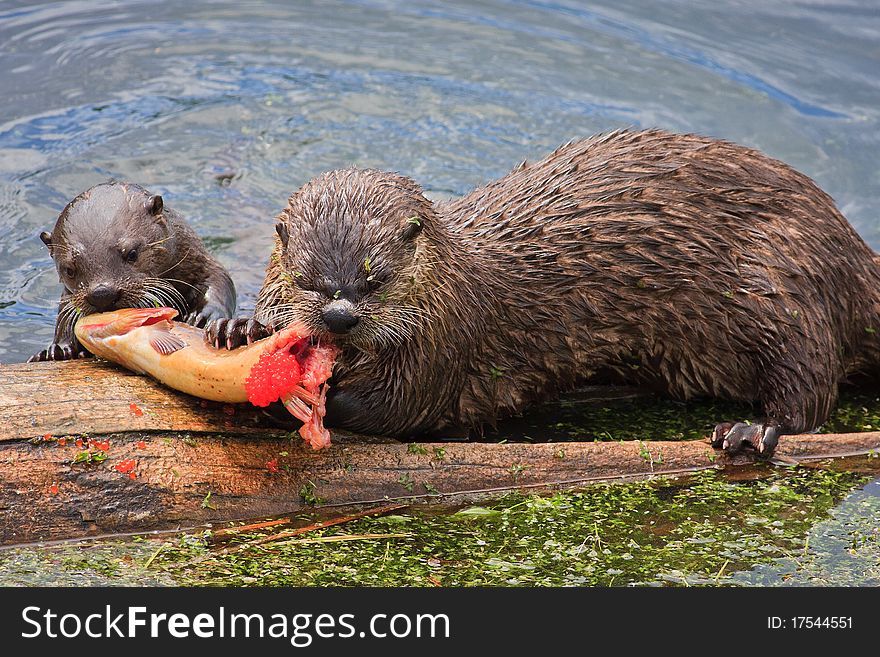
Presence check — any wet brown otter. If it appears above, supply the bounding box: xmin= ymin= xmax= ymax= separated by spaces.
xmin=207 ymin=129 xmax=880 ymax=456
xmin=31 ymin=181 xmax=236 ymax=362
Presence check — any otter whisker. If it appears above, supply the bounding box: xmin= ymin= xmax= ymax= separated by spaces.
xmin=141 ymin=290 xmax=165 ymax=309
xmin=156 ymin=247 xmax=194 ymax=277
xmin=55 ymin=302 xmax=81 ymax=340
xmin=144 ymin=278 xmax=189 ymax=311
xmin=147 ymin=235 xmax=174 ymax=248
xmin=157 ymin=276 xmax=203 ymax=295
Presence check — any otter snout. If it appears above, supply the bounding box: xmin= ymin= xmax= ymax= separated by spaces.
xmin=321 ymin=300 xmax=360 ymax=335
xmin=86 ymin=283 xmax=121 ymax=311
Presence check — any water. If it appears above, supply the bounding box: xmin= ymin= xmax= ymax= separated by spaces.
xmin=2 ymin=462 xmax=879 ymax=586
xmin=1 ymin=0 xmax=879 ymax=362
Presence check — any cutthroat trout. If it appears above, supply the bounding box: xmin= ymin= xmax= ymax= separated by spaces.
xmin=74 ymin=307 xmax=338 ymax=449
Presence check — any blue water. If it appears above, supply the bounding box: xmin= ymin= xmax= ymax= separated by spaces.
xmin=1 ymin=0 xmax=879 ymax=364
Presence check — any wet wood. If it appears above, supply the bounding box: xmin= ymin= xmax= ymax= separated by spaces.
xmin=2 ymin=425 xmax=879 ymax=546
xmin=1 ymin=360 xmax=880 ymax=545
xmin=0 ymin=360 xmax=272 ymax=442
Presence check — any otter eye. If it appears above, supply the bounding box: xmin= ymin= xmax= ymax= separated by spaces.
xmin=124 ymin=247 xmax=139 ymax=263
xmin=63 ymin=264 xmax=76 ymax=279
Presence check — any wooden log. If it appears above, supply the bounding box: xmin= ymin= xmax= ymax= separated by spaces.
xmin=0 ymin=360 xmax=272 ymax=441
xmin=2 ymin=360 xmax=879 ymax=545
xmin=3 ymin=429 xmax=879 ymax=546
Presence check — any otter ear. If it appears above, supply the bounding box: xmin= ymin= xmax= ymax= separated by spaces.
xmin=146 ymin=194 xmax=164 ymax=216
xmin=276 ymin=222 xmax=290 ymax=248
xmin=401 ymin=216 xmax=423 ymax=241
xmin=40 ymin=231 xmax=52 ymax=247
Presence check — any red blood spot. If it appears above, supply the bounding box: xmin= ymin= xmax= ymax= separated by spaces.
xmin=136 ymin=440 xmax=146 ymax=450
xmin=75 ymin=438 xmax=84 ymax=449
xmin=128 ymin=472 xmax=137 ymax=480
xmin=42 ymin=433 xmax=52 ymax=441
xmin=223 ymin=404 xmax=236 ymax=416
xmin=57 ymin=437 xmax=67 ymax=447
xmin=266 ymin=458 xmax=279 ymax=473
xmin=130 ymin=403 xmax=144 ymax=417
xmin=115 ymin=459 xmax=136 ymax=474
xmin=245 ymin=349 xmax=302 ymax=407
xmin=92 ymin=439 xmax=111 ymax=451
xmin=49 ymin=483 xmax=59 ymax=495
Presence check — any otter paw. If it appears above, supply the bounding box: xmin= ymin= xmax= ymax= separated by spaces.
xmin=28 ymin=342 xmax=89 ymax=362
xmin=324 ymin=388 xmax=363 ymax=430
xmin=204 ymin=317 xmax=271 ymax=350
xmin=184 ymin=304 xmax=228 ymax=328
xmin=710 ymin=421 xmax=779 ymax=457
xmin=183 ymin=310 xmax=209 ymax=328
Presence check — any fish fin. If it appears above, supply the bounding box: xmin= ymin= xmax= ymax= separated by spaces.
xmin=281 ymin=391 xmax=312 ymax=423
xmin=149 ymin=333 xmax=187 ymax=355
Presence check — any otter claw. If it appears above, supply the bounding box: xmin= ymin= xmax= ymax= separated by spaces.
xmin=185 ymin=304 xmax=229 ymax=329
xmin=183 ymin=311 xmax=208 ymax=328
xmin=711 ymin=421 xmax=780 ymax=457
xmin=204 ymin=317 xmax=271 ymax=350
xmin=28 ymin=342 xmax=88 ymax=362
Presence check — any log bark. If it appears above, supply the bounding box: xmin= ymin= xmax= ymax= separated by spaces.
xmin=0 ymin=360 xmax=272 ymax=441
xmin=1 ymin=361 xmax=879 ymax=545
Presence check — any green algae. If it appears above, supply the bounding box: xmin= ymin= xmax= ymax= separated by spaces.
xmin=821 ymin=388 xmax=880 ymax=434
xmin=734 ymin=472 xmax=880 ymax=586
xmin=0 ymin=539 xmax=177 ymax=587
xmin=2 ymin=463 xmax=875 ymax=587
xmin=3 ymin=391 xmax=880 ymax=588
xmin=485 ymin=385 xmax=880 ymax=443
xmin=485 ymin=392 xmax=751 ymax=442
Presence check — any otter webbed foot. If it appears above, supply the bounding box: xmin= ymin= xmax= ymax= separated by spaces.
xmin=204 ymin=317 xmax=271 ymax=350
xmin=28 ymin=341 xmax=90 ymax=362
xmin=711 ymin=421 xmax=780 ymax=457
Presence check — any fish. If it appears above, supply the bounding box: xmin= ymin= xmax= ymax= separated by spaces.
xmin=73 ymin=307 xmax=339 ymax=449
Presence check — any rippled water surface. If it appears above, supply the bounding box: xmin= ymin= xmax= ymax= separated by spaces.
xmin=1 ymin=0 xmax=879 ymax=362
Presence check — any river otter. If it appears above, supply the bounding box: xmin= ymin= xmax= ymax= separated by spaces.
xmin=206 ymin=129 xmax=880 ymax=456
xmin=30 ymin=181 xmax=236 ymax=362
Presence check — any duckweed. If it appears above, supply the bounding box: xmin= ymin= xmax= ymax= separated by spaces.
xmin=2 ymin=465 xmax=875 ymax=587
xmin=485 ymin=385 xmax=880 ymax=442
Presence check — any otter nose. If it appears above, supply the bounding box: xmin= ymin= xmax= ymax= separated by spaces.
xmin=86 ymin=284 xmax=120 ymax=311
xmin=322 ymin=303 xmax=360 ymax=334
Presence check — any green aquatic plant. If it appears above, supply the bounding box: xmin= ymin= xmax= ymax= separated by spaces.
xmin=2 ymin=465 xmax=873 ymax=587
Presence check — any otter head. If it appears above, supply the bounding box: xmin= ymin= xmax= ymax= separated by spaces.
xmin=266 ymin=168 xmax=437 ymax=350
xmin=41 ymin=182 xmax=186 ymax=320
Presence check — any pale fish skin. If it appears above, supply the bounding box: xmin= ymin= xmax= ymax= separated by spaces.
xmin=73 ymin=307 xmax=337 ymax=448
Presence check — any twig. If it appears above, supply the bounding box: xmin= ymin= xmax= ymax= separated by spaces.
xmin=213 ymin=517 xmax=291 ymax=537
xmin=267 ymin=533 xmax=411 ymax=546
xmin=144 ymin=542 xmax=166 ymax=568
xmin=232 ymin=503 xmax=406 ymax=552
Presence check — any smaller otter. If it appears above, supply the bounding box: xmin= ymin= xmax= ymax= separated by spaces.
xmin=30 ymin=181 xmax=236 ymax=362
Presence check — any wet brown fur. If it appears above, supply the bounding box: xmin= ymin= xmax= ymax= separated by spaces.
xmin=255 ymin=129 xmax=880 ymax=438
xmin=34 ymin=181 xmax=235 ymax=360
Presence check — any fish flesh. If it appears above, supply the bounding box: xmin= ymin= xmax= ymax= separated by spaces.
xmin=74 ymin=307 xmax=338 ymax=449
